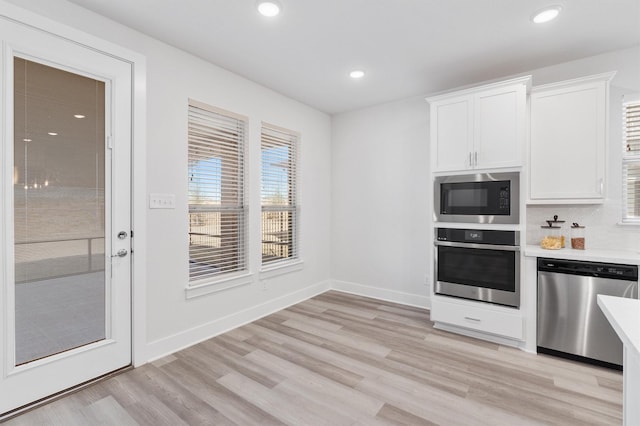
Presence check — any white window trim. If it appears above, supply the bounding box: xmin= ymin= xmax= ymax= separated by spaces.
xmin=260 ymin=122 xmax=301 ymax=271
xmin=187 ymin=100 xmax=249 ymax=293
xmin=621 ymin=95 xmax=640 ymax=225
xmin=259 ymin=259 xmax=304 ymax=279
xmin=185 ymin=272 xmax=254 ymax=299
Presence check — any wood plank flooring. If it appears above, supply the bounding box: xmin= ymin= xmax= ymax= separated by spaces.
xmin=4 ymin=291 xmax=623 ymax=425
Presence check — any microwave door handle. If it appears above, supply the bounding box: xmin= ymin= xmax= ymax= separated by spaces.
xmin=435 ymin=241 xmax=520 ymax=251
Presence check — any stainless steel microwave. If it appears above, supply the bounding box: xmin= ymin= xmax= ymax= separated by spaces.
xmin=434 ymin=172 xmax=519 ymax=224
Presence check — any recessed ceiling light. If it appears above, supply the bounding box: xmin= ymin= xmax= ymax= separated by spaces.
xmin=349 ymin=70 xmax=366 ymax=79
xmin=257 ymin=1 xmax=281 ymax=17
xmin=23 ymin=138 xmax=32 ymax=142
xmin=48 ymin=132 xmax=58 ymax=136
xmin=74 ymin=114 xmax=86 ymax=119
xmin=532 ymin=5 xmax=562 ymax=23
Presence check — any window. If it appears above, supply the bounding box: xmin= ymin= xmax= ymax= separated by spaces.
xmin=261 ymin=124 xmax=299 ymax=267
xmin=623 ymin=98 xmax=640 ymax=223
xmin=188 ymin=100 xmax=247 ymax=283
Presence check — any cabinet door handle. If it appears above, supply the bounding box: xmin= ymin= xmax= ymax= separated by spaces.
xmin=474 ymin=151 xmax=478 ymax=167
xmin=464 ymin=316 xmax=481 ymax=322
xmin=468 ymin=152 xmax=472 ymax=168
xmin=599 ymin=178 xmax=604 ymax=194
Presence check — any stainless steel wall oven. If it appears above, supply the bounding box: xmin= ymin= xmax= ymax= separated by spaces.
xmin=435 ymin=228 xmax=520 ymax=308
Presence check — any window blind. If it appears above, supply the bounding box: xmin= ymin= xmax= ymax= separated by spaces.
xmin=188 ymin=100 xmax=247 ymax=282
xmin=623 ymin=100 xmax=640 ymax=222
xmin=261 ymin=124 xmax=299 ymax=266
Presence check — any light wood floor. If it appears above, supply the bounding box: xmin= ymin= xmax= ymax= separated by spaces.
xmin=5 ymin=291 xmax=622 ymax=425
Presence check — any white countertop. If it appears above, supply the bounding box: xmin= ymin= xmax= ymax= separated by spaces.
xmin=597 ymin=295 xmax=640 ymax=356
xmin=524 ymin=245 xmax=640 ymax=265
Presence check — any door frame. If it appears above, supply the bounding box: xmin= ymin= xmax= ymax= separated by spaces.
xmin=0 ymin=2 xmax=147 ymax=370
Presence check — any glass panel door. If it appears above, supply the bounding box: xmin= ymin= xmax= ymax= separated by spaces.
xmin=1 ymin=17 xmax=132 ymax=415
xmin=13 ymin=58 xmax=107 ymax=365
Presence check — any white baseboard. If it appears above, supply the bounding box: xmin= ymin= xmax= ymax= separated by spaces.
xmin=144 ymin=279 xmax=430 ymax=364
xmin=144 ymin=280 xmax=332 ymax=363
xmin=331 ymin=280 xmax=430 ymax=310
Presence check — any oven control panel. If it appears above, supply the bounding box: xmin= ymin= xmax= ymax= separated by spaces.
xmin=436 ymin=228 xmax=519 ymax=246
xmin=464 ymin=230 xmax=483 ymax=241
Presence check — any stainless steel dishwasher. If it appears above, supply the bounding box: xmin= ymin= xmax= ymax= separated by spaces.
xmin=537 ymin=258 xmax=638 ymax=369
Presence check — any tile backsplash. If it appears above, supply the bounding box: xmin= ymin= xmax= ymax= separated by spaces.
xmin=526 ymin=204 xmax=640 ymax=252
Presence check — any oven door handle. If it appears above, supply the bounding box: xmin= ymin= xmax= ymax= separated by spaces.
xmin=434 ymin=240 xmax=521 ymax=251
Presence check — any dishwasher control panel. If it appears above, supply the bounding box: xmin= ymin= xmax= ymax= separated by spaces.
xmin=538 ymin=258 xmax=638 ymax=280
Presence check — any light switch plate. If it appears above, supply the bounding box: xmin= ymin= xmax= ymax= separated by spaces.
xmin=149 ymin=193 xmax=176 ymax=209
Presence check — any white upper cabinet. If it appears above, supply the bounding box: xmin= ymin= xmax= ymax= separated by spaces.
xmin=427 ymin=76 xmax=530 ymax=173
xmin=529 ymin=73 xmax=614 ymax=204
xmin=429 ymin=95 xmax=473 ymax=171
xmin=475 ymin=86 xmax=524 ymax=169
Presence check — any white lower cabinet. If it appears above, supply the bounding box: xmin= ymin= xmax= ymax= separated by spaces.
xmin=431 ymin=296 xmax=524 ymax=341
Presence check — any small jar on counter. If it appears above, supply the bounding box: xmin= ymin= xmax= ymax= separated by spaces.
xmin=546 ymin=215 xmax=566 ymax=248
xmin=540 ymin=224 xmax=562 ymax=250
xmin=571 ymin=224 xmax=586 ymax=250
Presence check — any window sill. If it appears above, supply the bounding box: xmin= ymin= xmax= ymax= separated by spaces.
xmin=617 ymin=221 xmax=640 ymax=227
xmin=185 ymin=272 xmax=253 ymax=299
xmin=259 ymin=259 xmax=304 ymax=279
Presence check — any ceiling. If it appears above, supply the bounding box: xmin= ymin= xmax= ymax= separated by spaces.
xmin=66 ymin=0 xmax=640 ymax=114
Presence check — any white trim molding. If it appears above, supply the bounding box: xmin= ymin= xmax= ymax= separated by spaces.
xmin=145 ymin=278 xmax=431 ymax=363
xmin=145 ymin=280 xmax=332 ymax=362
xmin=259 ymin=259 xmax=304 ymax=279
xmin=331 ymin=279 xmax=431 ymax=310
xmin=185 ymin=273 xmax=254 ymax=299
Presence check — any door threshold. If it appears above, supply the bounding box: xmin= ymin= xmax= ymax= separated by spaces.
xmin=0 ymin=365 xmax=133 ymax=422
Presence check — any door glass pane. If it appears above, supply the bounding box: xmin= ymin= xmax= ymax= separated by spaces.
xmin=13 ymin=58 xmax=106 ymax=365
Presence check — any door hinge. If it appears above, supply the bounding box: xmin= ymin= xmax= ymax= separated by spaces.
xmin=107 ymin=135 xmax=113 ymax=149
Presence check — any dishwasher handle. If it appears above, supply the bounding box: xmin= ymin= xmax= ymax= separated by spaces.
xmin=537 ymin=258 xmax=638 ymax=281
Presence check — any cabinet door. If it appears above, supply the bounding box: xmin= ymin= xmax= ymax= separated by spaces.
xmin=474 ymin=85 xmax=525 ymax=169
xmin=530 ymin=80 xmax=606 ymax=202
xmin=431 ymin=96 xmax=473 ymax=172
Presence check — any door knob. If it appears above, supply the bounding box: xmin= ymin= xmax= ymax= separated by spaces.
xmin=117 ymin=231 xmax=128 ymax=240
xmin=112 ymin=249 xmax=128 ymax=258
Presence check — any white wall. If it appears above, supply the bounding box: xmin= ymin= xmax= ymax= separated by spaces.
xmin=5 ymin=0 xmax=332 ymax=361
xmin=331 ymin=96 xmax=430 ymax=307
xmin=331 ymin=45 xmax=640 ymax=308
